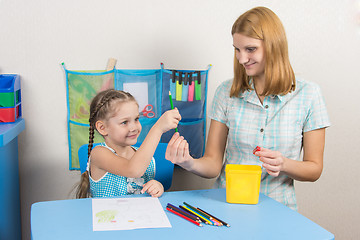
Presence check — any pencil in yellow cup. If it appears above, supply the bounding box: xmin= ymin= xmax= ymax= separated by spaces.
xmin=168 ymin=91 xmax=178 ymax=132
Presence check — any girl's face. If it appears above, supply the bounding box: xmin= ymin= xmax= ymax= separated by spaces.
xmin=102 ymin=101 xmax=142 ymax=147
xmin=233 ymin=33 xmax=266 ymax=81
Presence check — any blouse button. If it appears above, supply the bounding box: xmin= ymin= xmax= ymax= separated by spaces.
xmin=265 ymin=105 xmax=269 ymax=109
xmin=260 ymin=128 xmax=264 ymax=133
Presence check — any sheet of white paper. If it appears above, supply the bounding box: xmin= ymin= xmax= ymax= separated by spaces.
xmin=123 ymin=82 xmax=148 ymax=111
xmin=92 ymin=197 xmax=171 ymax=231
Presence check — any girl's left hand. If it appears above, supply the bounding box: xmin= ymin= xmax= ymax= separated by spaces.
xmin=254 ymin=147 xmax=286 ymax=177
xmin=141 ymin=180 xmax=164 ymax=197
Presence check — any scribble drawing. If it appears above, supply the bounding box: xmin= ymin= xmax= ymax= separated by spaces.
xmin=96 ymin=210 xmax=119 ymax=223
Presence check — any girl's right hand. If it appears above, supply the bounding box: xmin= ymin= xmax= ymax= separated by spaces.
xmin=165 ymin=132 xmax=194 ymax=170
xmin=156 ymin=108 xmax=181 ymax=133
xmin=141 ymin=180 xmax=164 ymax=197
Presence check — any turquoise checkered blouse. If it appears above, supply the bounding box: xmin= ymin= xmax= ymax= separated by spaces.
xmin=210 ymin=78 xmax=330 ymax=211
xmin=88 ymin=143 xmax=155 ymax=198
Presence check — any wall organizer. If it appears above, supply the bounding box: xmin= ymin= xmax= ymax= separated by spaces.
xmin=0 ymin=74 xmax=22 ymax=123
xmin=63 ymin=63 xmax=211 ymax=170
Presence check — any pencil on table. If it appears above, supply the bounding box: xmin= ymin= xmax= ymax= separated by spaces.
xmin=179 ymin=206 xmax=206 ymax=223
xmin=166 ymin=207 xmax=202 ymax=227
xmin=167 ymin=204 xmax=200 ymax=222
xmin=180 ymin=205 xmax=213 ymax=225
xmin=197 ymin=207 xmax=230 ymax=227
xmin=183 ymin=202 xmax=218 ymax=226
xmin=196 ymin=208 xmax=223 ymax=226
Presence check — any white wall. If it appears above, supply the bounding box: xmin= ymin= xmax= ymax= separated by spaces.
xmin=1 ymin=0 xmax=359 ymax=239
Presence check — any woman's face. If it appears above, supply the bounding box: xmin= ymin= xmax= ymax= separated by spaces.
xmin=233 ymin=33 xmax=266 ymax=81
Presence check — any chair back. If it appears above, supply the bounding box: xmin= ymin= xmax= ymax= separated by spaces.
xmin=78 ymin=142 xmax=174 ymax=191
xmin=78 ymin=143 xmax=101 ymax=174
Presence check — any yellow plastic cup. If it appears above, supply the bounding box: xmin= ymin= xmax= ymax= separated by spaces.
xmin=225 ymin=164 xmax=262 ymax=204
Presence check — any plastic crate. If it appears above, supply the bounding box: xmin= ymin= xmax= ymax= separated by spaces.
xmin=0 ymin=75 xmax=21 ymax=123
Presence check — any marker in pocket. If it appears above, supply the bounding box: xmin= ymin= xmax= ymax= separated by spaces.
xmin=188 ymin=73 xmax=194 ymax=102
xmin=182 ymin=73 xmax=189 ymax=102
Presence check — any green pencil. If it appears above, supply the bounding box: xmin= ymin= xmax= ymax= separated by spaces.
xmin=168 ymin=91 xmax=178 ymax=132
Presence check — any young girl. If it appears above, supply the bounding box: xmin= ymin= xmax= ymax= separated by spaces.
xmin=76 ymin=89 xmax=181 ymax=198
xmin=166 ymin=6 xmax=330 ymax=211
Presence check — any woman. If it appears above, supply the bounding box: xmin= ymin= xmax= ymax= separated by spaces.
xmin=165 ymin=6 xmax=330 ymax=210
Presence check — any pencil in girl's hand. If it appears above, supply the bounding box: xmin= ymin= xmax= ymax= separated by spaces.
xmin=169 ymin=91 xmax=174 ymax=109
xmin=168 ymin=91 xmax=178 ymax=132
xmin=166 ymin=207 xmax=203 ymax=227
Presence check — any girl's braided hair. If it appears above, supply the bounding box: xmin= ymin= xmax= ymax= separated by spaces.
xmin=76 ymin=89 xmax=136 ymax=198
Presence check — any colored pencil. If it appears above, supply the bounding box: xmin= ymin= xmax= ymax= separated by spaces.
xmin=183 ymin=202 xmax=219 ymax=226
xmin=179 ymin=206 xmax=206 ymax=223
xmin=181 ymin=205 xmax=213 ymax=225
xmin=179 ymin=206 xmax=207 ymax=223
xmin=183 ymin=202 xmax=212 ymax=220
xmin=168 ymin=91 xmax=178 ymax=132
xmin=196 ymin=208 xmax=223 ymax=226
xmin=167 ymin=204 xmax=200 ymax=222
xmin=166 ymin=207 xmax=202 ymax=227
xmin=197 ymin=207 xmax=230 ymax=227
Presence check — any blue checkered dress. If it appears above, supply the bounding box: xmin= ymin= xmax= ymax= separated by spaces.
xmin=210 ymin=78 xmax=330 ymax=210
xmin=88 ymin=143 xmax=155 ymax=198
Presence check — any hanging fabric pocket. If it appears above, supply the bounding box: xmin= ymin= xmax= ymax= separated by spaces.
xmin=115 ymin=69 xmax=162 ymax=119
xmin=161 ymin=119 xmax=205 ymax=158
xmin=65 ymin=68 xmax=115 ymax=169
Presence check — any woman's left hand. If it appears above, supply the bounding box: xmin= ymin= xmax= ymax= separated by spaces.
xmin=254 ymin=147 xmax=286 ymax=177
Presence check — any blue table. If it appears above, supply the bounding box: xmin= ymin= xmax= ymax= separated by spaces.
xmin=0 ymin=118 xmax=25 ymax=240
xmin=31 ymin=188 xmax=334 ymax=240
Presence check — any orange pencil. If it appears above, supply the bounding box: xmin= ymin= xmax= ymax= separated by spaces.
xmin=167 ymin=207 xmax=203 ymax=227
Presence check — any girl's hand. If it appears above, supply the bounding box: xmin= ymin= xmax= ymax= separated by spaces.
xmin=254 ymin=147 xmax=285 ymax=177
xmin=156 ymin=108 xmax=181 ymax=133
xmin=141 ymin=180 xmax=164 ymax=197
xmin=165 ymin=132 xmax=194 ymax=170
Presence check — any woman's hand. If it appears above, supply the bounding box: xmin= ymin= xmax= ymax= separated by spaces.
xmin=165 ymin=132 xmax=194 ymax=170
xmin=254 ymin=147 xmax=286 ymax=177
xmin=155 ymin=108 xmax=181 ymax=133
xmin=141 ymin=180 xmax=164 ymax=197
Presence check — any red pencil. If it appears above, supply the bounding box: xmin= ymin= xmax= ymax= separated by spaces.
xmin=166 ymin=207 xmax=203 ymax=227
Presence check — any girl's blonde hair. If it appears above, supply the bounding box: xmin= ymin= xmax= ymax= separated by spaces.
xmin=230 ymin=6 xmax=295 ymax=97
xmin=76 ymin=89 xmax=137 ymax=198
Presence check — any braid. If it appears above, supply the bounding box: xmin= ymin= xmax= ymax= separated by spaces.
xmin=88 ymin=126 xmax=94 ymax=158
xmin=76 ymin=172 xmax=90 ymax=198
xmin=87 ymin=93 xmax=116 ymax=156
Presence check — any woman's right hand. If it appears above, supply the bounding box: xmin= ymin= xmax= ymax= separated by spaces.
xmin=156 ymin=108 xmax=181 ymax=133
xmin=165 ymin=132 xmax=194 ymax=170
